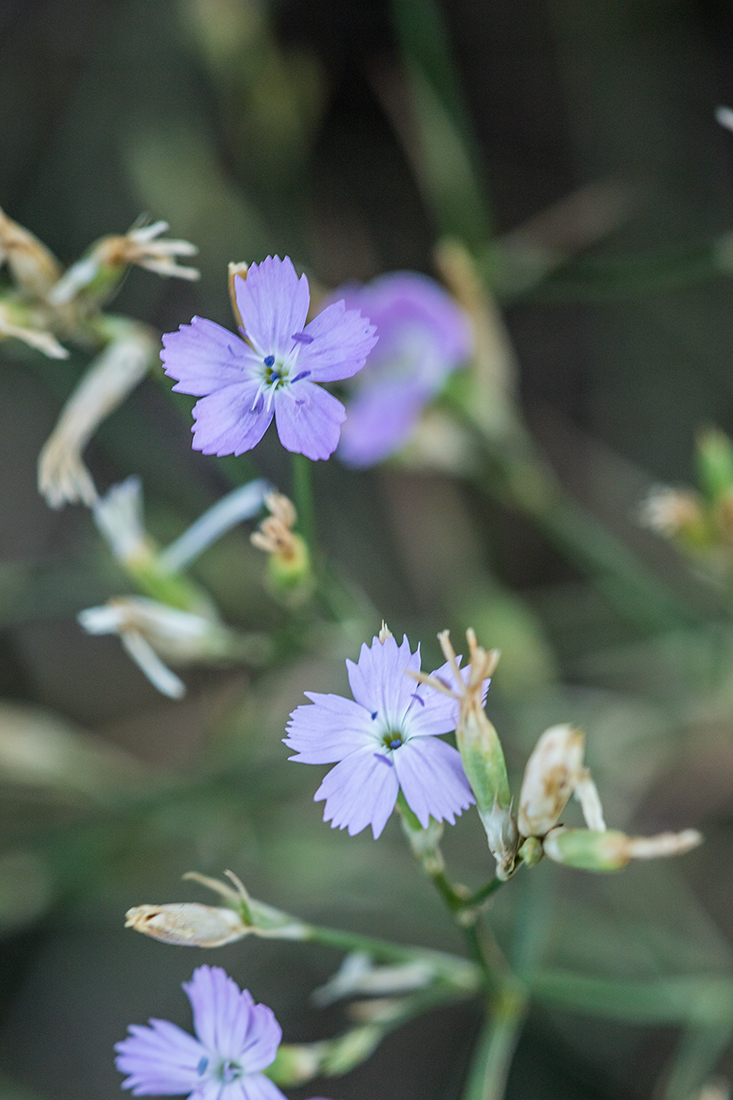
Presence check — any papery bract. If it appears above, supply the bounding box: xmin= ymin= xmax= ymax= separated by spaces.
xmin=331 ymin=272 xmax=472 ymax=468
xmin=285 ymin=632 xmax=480 ymax=838
xmin=161 ymin=256 xmax=377 ymax=460
xmin=115 ymin=965 xmax=285 ymax=1100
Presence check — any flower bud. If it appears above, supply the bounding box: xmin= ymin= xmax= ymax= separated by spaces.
xmin=312 ymin=953 xmax=435 ymax=1006
xmin=638 ymin=486 xmax=708 ymax=544
xmin=481 ymin=797 xmax=520 ymax=880
xmin=124 ymin=902 xmax=248 ymax=947
xmin=543 ymin=826 xmax=702 ymax=872
xmin=434 ymin=630 xmax=518 ymax=875
xmin=696 ymin=428 xmax=733 ymax=503
xmin=517 ymin=835 xmax=543 ymax=868
xmin=518 ymin=724 xmax=587 ymax=838
xmin=251 ymin=493 xmax=313 ymax=602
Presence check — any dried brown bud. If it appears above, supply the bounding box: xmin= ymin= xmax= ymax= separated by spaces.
xmin=125 ymin=902 xmax=248 ymax=947
xmin=518 ymin=724 xmax=583 ymax=838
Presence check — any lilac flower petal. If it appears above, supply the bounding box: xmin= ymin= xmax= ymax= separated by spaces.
xmin=339 ymin=377 xmax=427 ymax=468
xmin=298 ymin=300 xmax=378 ymax=382
xmin=115 ymin=1018 xmax=205 ymax=1095
xmin=284 ymin=693 xmax=374 ymax=763
xmin=161 ymin=318 xmax=260 ymax=396
xmin=315 ymin=746 xmax=400 ymax=838
xmin=237 ymin=1004 xmax=283 ymax=1073
xmin=234 ymin=257 xmax=309 ymax=358
xmin=346 ymin=635 xmax=420 ymax=721
xmin=394 ymin=737 xmax=474 ymax=828
xmin=337 ymin=272 xmax=471 ymax=383
xmin=235 ymin=1077 xmax=288 ymax=1100
xmin=191 ymin=383 xmax=273 ymax=456
xmin=184 ymin=966 xmax=256 ymax=1058
xmin=274 ymin=381 xmax=345 ymax=460
xmin=330 ymin=271 xmax=472 ymax=468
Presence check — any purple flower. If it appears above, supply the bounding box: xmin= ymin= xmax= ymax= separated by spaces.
xmin=161 ymin=256 xmax=377 ymax=461
xmin=332 ymin=272 xmax=472 ymax=468
xmin=284 ymin=632 xmax=480 ymax=839
xmin=115 ymin=965 xmax=285 ymax=1100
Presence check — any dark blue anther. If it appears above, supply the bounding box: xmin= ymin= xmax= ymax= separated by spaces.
xmin=197 ymin=1057 xmax=209 ymax=1076
xmin=371 ymin=711 xmax=378 ymax=720
xmin=264 ymin=355 xmax=275 ymax=368
xmin=291 ymin=332 xmax=314 ymax=344
xmin=270 ymin=370 xmax=280 ymax=382
xmin=291 ymin=370 xmax=312 ymax=383
xmin=410 ymin=692 xmax=426 ymax=707
xmin=389 ymin=738 xmax=403 ymax=750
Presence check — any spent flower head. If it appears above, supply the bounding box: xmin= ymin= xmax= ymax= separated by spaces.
xmin=161 ymin=255 xmax=377 ymax=460
xmin=48 ymin=220 xmax=199 ymax=306
xmin=331 ymin=271 xmax=472 ymax=468
xmin=115 ymin=964 xmax=286 ymax=1100
xmin=284 ymin=625 xmax=479 ymax=838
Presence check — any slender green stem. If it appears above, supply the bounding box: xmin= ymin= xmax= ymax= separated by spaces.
xmin=291 ymin=452 xmax=317 ymax=555
xmin=463 ymin=987 xmax=529 ymax=1100
xmin=395 ymin=794 xmax=505 ymax=983
xmin=300 ymin=922 xmax=480 ymax=989
xmin=464 ymin=877 xmax=503 ymax=909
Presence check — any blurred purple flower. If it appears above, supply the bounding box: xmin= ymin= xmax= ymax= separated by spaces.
xmin=333 ymin=272 xmax=472 ymax=468
xmin=161 ymin=256 xmax=377 ymax=460
xmin=284 ymin=632 xmax=480 ymax=838
xmin=115 ymin=965 xmax=285 ymax=1100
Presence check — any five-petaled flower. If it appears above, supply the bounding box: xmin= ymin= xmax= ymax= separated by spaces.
xmin=161 ymin=256 xmax=377 ymax=460
xmin=284 ymin=629 xmax=481 ymax=838
xmin=115 ymin=965 xmax=286 ymax=1100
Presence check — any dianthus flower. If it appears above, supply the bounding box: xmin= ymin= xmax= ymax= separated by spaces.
xmin=332 ymin=272 xmax=472 ymax=468
xmin=161 ymin=256 xmax=377 ymax=460
xmin=284 ymin=630 xmax=481 ymax=838
xmin=115 ymin=966 xmax=285 ymax=1100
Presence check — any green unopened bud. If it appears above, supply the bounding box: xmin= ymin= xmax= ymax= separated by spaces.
xmin=543 ymin=826 xmax=702 ymax=872
xmin=427 ymin=630 xmax=517 ymax=875
xmin=697 ymin=428 xmax=733 ymax=503
xmin=124 ymin=902 xmax=248 ymax=946
xmin=268 ymin=1042 xmax=328 ymax=1087
xmin=266 ymin=532 xmax=311 ymax=591
xmin=517 ymin=835 xmax=543 ymax=868
xmin=436 ymin=630 xmax=510 ymax=810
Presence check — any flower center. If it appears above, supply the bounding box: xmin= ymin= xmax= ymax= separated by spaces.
xmin=214 ymin=1059 xmax=243 ymax=1083
xmin=382 ymin=731 xmax=404 ymax=751
xmin=263 ymin=355 xmax=284 ymax=386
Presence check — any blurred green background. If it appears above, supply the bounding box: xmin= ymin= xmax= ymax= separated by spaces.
xmin=2 ymin=0 xmax=733 ymax=1098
